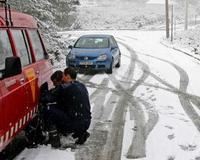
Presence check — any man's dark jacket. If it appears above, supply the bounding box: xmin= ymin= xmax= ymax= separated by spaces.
xmin=43 ymin=81 xmax=91 ymax=121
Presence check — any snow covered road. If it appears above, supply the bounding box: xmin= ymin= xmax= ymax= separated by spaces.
xmin=15 ymin=30 xmax=200 ymax=160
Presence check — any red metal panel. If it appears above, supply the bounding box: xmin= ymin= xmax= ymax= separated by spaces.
xmin=0 ymin=81 xmax=3 ymax=132
xmin=7 ymin=29 xmax=17 ymax=56
xmin=23 ymin=66 xmax=39 ymax=112
xmin=26 ymin=29 xmax=53 ymax=88
xmin=0 ymin=17 xmax=5 ymax=26
xmin=36 ymin=60 xmax=53 ymax=88
xmin=0 ymin=73 xmax=29 ymax=152
xmin=1 ymin=74 xmax=27 ymax=132
xmin=0 ymin=8 xmax=37 ymax=28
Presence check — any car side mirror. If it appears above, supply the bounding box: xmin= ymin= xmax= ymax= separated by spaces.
xmin=68 ymin=45 xmax=73 ymax=49
xmin=4 ymin=57 xmax=22 ymax=78
xmin=111 ymin=46 xmax=117 ymax=50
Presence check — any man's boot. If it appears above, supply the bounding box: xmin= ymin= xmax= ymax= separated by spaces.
xmin=48 ymin=125 xmax=61 ymax=148
xmin=75 ymin=131 xmax=90 ymax=145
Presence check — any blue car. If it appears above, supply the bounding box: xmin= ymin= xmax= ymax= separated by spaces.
xmin=66 ymin=34 xmax=121 ymax=74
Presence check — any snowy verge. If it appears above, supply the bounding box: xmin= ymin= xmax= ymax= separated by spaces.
xmin=161 ymin=39 xmax=200 ymax=62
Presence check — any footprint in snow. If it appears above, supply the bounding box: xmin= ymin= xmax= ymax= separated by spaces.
xmin=146 ymin=87 xmax=150 ymax=91
xmin=165 ymin=125 xmax=174 ymax=130
xmin=179 ymin=144 xmax=197 ymax=151
xmin=167 ymin=156 xmax=175 ymax=160
xmin=167 ymin=134 xmax=175 ymax=140
xmin=167 ymin=106 xmax=174 ymax=109
xmin=140 ymin=93 xmax=145 ymax=96
xmin=195 ymin=156 xmax=200 ymax=160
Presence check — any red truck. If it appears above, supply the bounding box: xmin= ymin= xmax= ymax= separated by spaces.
xmin=0 ymin=1 xmax=53 ymax=152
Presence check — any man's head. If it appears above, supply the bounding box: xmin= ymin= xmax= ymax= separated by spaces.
xmin=51 ymin=70 xmax=63 ymax=86
xmin=63 ymin=68 xmax=77 ymax=83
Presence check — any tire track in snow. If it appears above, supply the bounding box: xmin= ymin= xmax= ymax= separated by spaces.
xmin=137 ymin=52 xmax=200 ymax=132
xmin=174 ymin=65 xmax=200 ymax=131
xmin=76 ymin=34 xmax=200 ymax=160
xmin=94 ymin=40 xmax=136 ymax=159
xmin=119 ymin=42 xmax=158 ymax=159
xmin=76 ymin=77 xmax=122 ymax=160
xmin=100 ymin=40 xmax=159 ymax=159
xmin=94 ymin=39 xmax=138 ymax=159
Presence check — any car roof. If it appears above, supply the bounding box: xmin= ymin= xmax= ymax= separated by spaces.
xmin=80 ymin=34 xmax=112 ymax=38
xmin=0 ymin=7 xmax=37 ymax=28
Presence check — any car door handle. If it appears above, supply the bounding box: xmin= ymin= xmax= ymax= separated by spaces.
xmin=20 ymin=78 xmax=25 ymax=84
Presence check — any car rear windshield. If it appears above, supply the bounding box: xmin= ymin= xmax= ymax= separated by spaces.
xmin=74 ymin=37 xmax=109 ymax=48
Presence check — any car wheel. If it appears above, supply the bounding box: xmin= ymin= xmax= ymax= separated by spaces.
xmin=106 ymin=60 xmax=113 ymax=74
xmin=115 ymin=56 xmax=121 ymax=68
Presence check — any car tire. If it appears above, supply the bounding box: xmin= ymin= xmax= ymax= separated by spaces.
xmin=106 ymin=60 xmax=113 ymax=74
xmin=115 ymin=56 xmax=121 ymax=68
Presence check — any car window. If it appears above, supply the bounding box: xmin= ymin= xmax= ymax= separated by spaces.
xmin=23 ymin=30 xmax=32 ymax=59
xmin=110 ymin=37 xmax=117 ymax=47
xmin=0 ymin=30 xmax=13 ymax=70
xmin=29 ymin=30 xmax=45 ymax=61
xmin=12 ymin=30 xmax=31 ymax=67
xmin=75 ymin=37 xmax=109 ymax=48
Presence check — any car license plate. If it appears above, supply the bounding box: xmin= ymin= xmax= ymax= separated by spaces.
xmin=79 ymin=61 xmax=93 ymax=65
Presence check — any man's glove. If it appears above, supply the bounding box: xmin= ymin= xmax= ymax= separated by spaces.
xmin=40 ymin=82 xmax=48 ymax=94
